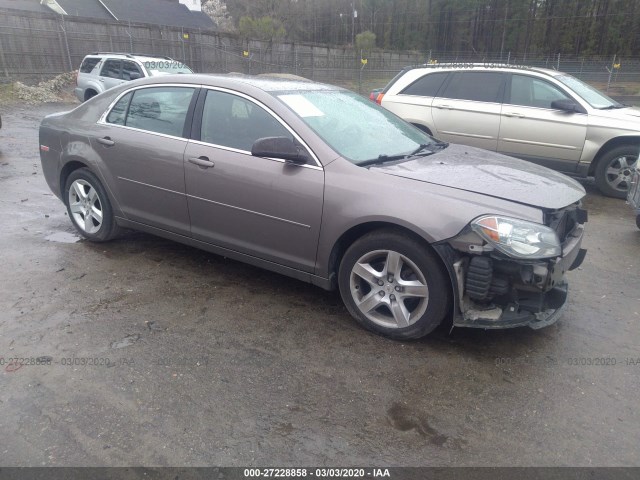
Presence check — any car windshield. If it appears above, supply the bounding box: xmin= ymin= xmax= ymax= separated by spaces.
xmin=276 ymin=90 xmax=437 ymax=164
xmin=555 ymin=74 xmax=623 ymax=109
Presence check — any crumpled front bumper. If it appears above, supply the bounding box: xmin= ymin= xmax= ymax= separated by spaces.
xmin=439 ymin=221 xmax=586 ymax=331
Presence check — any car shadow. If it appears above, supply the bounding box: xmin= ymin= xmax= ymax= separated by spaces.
xmin=83 ymin=229 xmax=559 ymax=361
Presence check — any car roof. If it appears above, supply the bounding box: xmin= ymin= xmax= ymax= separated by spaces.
xmin=84 ymin=52 xmax=175 ymax=62
xmin=128 ymin=73 xmax=342 ymax=93
xmin=409 ymin=63 xmax=562 ymax=76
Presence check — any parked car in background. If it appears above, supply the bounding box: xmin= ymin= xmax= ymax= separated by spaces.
xmin=75 ymin=52 xmax=193 ymax=102
xmin=379 ymin=64 xmax=640 ymax=198
xmin=368 ymin=88 xmax=383 ymax=102
xmin=40 ymin=74 xmax=586 ymax=339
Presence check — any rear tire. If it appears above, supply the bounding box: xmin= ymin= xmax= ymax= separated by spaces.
xmin=338 ymin=230 xmax=450 ymax=340
xmin=594 ymin=145 xmax=638 ymax=199
xmin=64 ymin=168 xmax=121 ymax=242
xmin=84 ymin=90 xmax=97 ymax=101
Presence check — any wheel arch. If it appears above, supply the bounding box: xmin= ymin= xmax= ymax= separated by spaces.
xmin=326 ymin=221 xmax=454 ymax=295
xmin=588 ymin=136 xmax=640 ymax=176
xmin=411 ymin=123 xmax=433 ymax=136
xmin=84 ymin=87 xmax=100 ymax=101
xmin=59 ymin=159 xmax=92 ymax=202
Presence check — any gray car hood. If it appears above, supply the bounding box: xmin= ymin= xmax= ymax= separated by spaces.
xmin=372 ymin=144 xmax=585 ymax=210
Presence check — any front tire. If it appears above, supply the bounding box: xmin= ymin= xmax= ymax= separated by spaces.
xmin=338 ymin=230 xmax=450 ymax=340
xmin=594 ymin=145 xmax=638 ymax=199
xmin=64 ymin=168 xmax=120 ymax=242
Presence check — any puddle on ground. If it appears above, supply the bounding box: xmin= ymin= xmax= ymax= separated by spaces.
xmin=45 ymin=232 xmax=80 ymax=243
xmin=110 ymin=334 xmax=141 ymax=349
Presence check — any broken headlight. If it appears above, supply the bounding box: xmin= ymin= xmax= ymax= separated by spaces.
xmin=471 ymin=215 xmax=561 ymax=259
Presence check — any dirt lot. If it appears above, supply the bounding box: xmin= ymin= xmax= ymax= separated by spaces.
xmin=0 ymin=102 xmax=639 ymax=468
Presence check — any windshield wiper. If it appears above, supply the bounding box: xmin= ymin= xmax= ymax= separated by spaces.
xmin=358 ymin=153 xmax=408 ymax=167
xmin=411 ymin=142 xmax=449 ymax=155
xmin=599 ymin=104 xmax=626 ymax=110
xmin=409 ymin=143 xmax=432 ymax=156
xmin=358 ymin=142 xmax=446 ymax=167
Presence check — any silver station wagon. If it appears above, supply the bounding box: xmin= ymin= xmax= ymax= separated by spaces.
xmin=40 ymin=74 xmax=587 ymax=339
xmin=379 ymin=64 xmax=640 ymax=198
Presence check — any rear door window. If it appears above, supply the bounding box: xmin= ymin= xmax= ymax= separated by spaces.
xmin=106 ymin=92 xmax=132 ymax=125
xmin=439 ymin=72 xmax=505 ymax=103
xmin=105 ymin=87 xmax=195 ymax=137
xmin=100 ymin=60 xmax=122 ymax=79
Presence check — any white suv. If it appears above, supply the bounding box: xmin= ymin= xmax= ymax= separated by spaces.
xmin=379 ymin=64 xmax=640 ymax=198
xmin=75 ymin=52 xmax=193 ymax=103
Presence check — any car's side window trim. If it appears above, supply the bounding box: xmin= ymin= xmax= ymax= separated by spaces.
xmin=182 ymin=87 xmax=202 ymax=139
xmin=192 ymin=86 xmax=322 ymax=169
xmin=97 ymin=83 xmax=198 ymax=142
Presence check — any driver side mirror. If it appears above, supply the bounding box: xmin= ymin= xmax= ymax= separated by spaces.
xmin=251 ymin=137 xmax=309 ymax=165
xmin=551 ymin=99 xmax=582 ymax=113
xmin=129 ymin=72 xmax=142 ymax=81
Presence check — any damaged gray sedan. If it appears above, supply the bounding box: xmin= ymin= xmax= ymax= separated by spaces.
xmin=39 ymin=74 xmax=587 ymax=339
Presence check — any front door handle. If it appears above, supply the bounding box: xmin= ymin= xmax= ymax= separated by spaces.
xmin=97 ymin=136 xmax=115 ymax=146
xmin=188 ymin=156 xmax=215 ymax=168
xmin=434 ymin=104 xmax=452 ymax=109
xmin=505 ymin=112 xmax=525 ymax=118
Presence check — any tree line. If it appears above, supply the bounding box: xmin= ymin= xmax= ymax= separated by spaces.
xmin=202 ymin=0 xmax=639 ymax=57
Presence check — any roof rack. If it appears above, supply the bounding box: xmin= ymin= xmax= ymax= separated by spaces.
xmin=90 ymin=52 xmax=174 ymax=60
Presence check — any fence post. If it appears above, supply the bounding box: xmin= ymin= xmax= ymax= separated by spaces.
xmin=127 ymin=21 xmax=133 ymax=53
xmin=0 ymin=34 xmax=9 ymax=78
xmin=58 ymin=18 xmax=72 ymax=72
xmin=310 ymin=47 xmax=314 ymax=81
xmin=108 ymin=25 xmax=114 ymax=51
xmin=557 ymin=53 xmax=560 ymax=70
xmin=606 ymin=54 xmax=616 ymax=93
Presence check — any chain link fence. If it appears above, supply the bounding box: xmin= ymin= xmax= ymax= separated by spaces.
xmin=1 ymin=8 xmax=638 ymax=101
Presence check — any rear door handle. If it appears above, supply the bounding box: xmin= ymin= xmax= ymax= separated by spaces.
xmin=435 ymin=104 xmax=452 ymax=109
xmin=97 ymin=136 xmax=115 ymax=146
xmin=188 ymin=156 xmax=214 ymax=168
xmin=505 ymin=112 xmax=525 ymax=118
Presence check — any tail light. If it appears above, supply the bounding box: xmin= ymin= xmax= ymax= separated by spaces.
xmin=375 ymin=92 xmax=384 ymax=105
